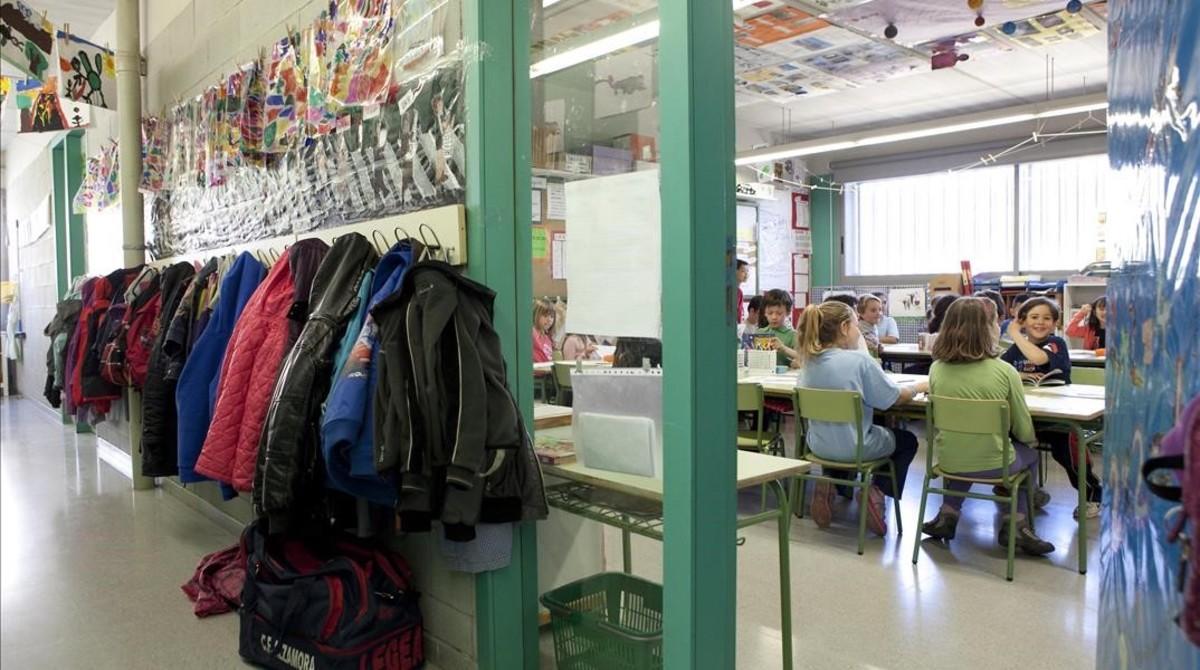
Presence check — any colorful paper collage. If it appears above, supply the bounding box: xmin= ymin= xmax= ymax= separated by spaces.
xmin=0 ymin=1 xmax=54 ymax=79
xmin=0 ymin=76 xmax=9 ymax=107
xmin=56 ymin=31 xmax=117 ymax=110
xmin=19 ymin=79 xmax=89 ymax=132
xmin=826 ymin=0 xmax=1068 ymax=45
xmin=734 ymin=6 xmax=827 ymax=49
xmin=264 ymin=34 xmax=305 ymax=153
xmin=761 ymin=25 xmax=869 ymax=61
xmin=326 ymin=1 xmax=395 ymax=106
xmin=1003 ymin=8 xmax=1103 ymax=49
xmin=801 ymin=42 xmax=925 ymax=85
xmin=73 ymin=142 xmax=119 ymax=212
xmin=239 ymin=60 xmax=266 ymax=161
xmin=140 ymin=116 xmax=168 ymax=193
xmin=13 ymin=76 xmax=41 ymax=108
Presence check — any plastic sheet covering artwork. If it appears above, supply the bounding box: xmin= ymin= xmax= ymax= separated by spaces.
xmin=139 ymin=116 xmax=168 ymax=193
xmin=1099 ymin=1 xmax=1200 ymax=668
xmin=74 ymin=142 xmax=119 ymax=213
xmin=149 ymin=63 xmax=465 ymax=259
xmin=326 ymin=0 xmax=395 ymax=107
xmin=263 ymin=33 xmax=305 ymax=154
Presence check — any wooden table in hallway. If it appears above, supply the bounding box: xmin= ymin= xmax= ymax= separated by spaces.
xmin=536 ymin=423 xmax=810 ymax=670
xmin=739 ymin=369 xmax=1105 ymax=574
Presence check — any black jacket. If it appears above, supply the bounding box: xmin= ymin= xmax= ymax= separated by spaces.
xmin=140 ymin=262 xmax=196 ymax=477
xmin=43 ymin=298 xmax=82 ymax=408
xmin=372 ymin=261 xmax=548 ymax=540
xmin=256 ymin=233 xmax=379 ymax=530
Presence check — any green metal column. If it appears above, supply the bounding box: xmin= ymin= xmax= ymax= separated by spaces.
xmin=463 ymin=1 xmax=539 ymax=668
xmin=659 ymin=1 xmax=738 ymax=669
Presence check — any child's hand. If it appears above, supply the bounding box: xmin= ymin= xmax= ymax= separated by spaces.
xmin=766 ymin=338 xmax=781 ymax=351
xmin=1006 ymin=318 xmax=1023 ymax=341
xmin=1020 ymin=372 xmax=1044 ymax=383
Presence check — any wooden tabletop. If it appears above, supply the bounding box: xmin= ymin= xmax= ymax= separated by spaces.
xmin=533 ymin=403 xmax=574 ymax=430
xmin=542 ymin=450 xmax=811 ymax=502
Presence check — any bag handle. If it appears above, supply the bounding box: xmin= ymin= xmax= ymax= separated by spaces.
xmin=1142 ymin=454 xmax=1184 ymax=503
xmin=268 ymin=578 xmax=319 ymax=654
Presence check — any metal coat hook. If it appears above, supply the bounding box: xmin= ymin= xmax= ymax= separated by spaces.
xmin=371 ymin=230 xmax=390 ymax=254
xmin=393 ymin=226 xmax=413 ymax=244
xmin=418 ymin=223 xmax=447 ymax=263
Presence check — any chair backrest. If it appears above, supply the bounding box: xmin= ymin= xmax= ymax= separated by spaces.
xmin=926 ymin=395 xmax=1016 ymax=482
xmin=553 ymin=361 xmax=573 ymax=388
xmin=793 ymin=387 xmax=865 ymax=465
xmin=552 ymin=350 xmax=564 ymax=362
xmin=1072 ymin=367 xmax=1105 ymax=386
xmin=736 ymin=383 xmax=765 ymax=448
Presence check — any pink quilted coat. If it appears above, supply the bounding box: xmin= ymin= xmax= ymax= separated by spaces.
xmin=194 ymin=249 xmax=300 ymax=490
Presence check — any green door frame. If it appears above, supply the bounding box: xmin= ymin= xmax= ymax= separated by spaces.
xmin=463 ymin=1 xmax=540 ymax=668
xmin=660 ymin=1 xmax=739 ymax=668
xmin=51 ymin=130 xmax=89 ymax=428
xmin=464 ymin=1 xmax=737 ymax=667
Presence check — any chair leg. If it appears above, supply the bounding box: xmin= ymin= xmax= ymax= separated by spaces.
xmin=1025 ymin=475 xmax=1037 ymax=533
xmin=856 ymin=479 xmax=869 ymax=556
xmin=1038 ymin=451 xmax=1047 ymax=488
xmin=760 ymin=483 xmax=767 ymax=513
xmin=912 ymin=475 xmax=931 ymax=565
xmin=888 ymin=464 xmax=903 ymax=536
xmin=795 ymin=477 xmax=807 ymax=518
xmin=1005 ymin=490 xmax=1019 ymax=582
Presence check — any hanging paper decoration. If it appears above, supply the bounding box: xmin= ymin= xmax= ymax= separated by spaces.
xmin=165 ymin=103 xmax=193 ymax=188
xmin=239 ymin=58 xmax=266 ymax=160
xmin=305 ymin=19 xmax=338 ymax=136
xmin=263 ymin=33 xmax=304 ymax=153
xmin=19 ymin=79 xmax=89 ymax=132
xmin=326 ymin=0 xmax=395 ymax=106
xmin=393 ymin=0 xmax=450 ymax=79
xmin=13 ymin=77 xmax=41 ymax=109
xmin=73 ymin=154 xmax=102 ymax=212
xmin=0 ymin=76 xmax=10 ymax=107
xmin=140 ymin=116 xmax=168 ymax=193
xmin=73 ymin=143 xmax=119 ymax=212
xmin=0 ymin=1 xmax=54 ymax=79
xmin=56 ymin=31 xmax=117 ymax=109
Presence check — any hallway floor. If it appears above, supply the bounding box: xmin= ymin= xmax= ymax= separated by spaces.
xmin=1 ymin=396 xmax=1096 ymax=668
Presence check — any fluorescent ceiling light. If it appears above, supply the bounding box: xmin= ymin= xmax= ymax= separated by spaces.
xmin=735 ymin=99 xmax=1108 ymax=165
xmin=531 ymin=0 xmax=758 ymax=78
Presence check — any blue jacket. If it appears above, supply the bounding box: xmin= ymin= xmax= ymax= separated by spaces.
xmin=321 ymin=242 xmax=415 ymax=504
xmin=176 ymin=252 xmax=266 ymax=483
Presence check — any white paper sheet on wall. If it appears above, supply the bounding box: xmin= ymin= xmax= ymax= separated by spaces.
xmin=793 ymin=256 xmax=810 ymax=274
xmin=547 ymin=181 xmax=567 ymax=220
xmin=532 ymin=189 xmax=542 ymax=222
xmin=794 ymin=229 xmax=813 ymax=254
xmin=551 ymin=232 xmax=567 ymax=279
xmin=565 ymin=170 xmax=661 ymax=338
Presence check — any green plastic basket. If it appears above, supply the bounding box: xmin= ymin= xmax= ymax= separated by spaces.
xmin=541 ymin=572 xmax=664 ymax=670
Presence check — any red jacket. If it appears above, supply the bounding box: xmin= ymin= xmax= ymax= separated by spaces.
xmin=195 ymin=240 xmax=327 ymax=490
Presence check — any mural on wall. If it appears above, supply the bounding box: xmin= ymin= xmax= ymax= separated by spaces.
xmin=1099 ymin=1 xmax=1200 ymax=668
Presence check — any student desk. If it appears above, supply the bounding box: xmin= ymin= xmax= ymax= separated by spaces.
xmin=538 ymin=425 xmax=810 ymax=670
xmin=879 ymin=343 xmax=1107 ymax=369
xmin=738 ymin=371 xmax=1105 ymax=574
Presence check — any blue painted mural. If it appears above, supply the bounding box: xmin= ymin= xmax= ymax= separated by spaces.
xmin=1099 ymin=1 xmax=1200 ymax=668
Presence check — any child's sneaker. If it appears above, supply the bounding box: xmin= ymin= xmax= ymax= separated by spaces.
xmin=1074 ymin=502 xmax=1101 ymax=519
xmin=998 ymin=519 xmax=1056 ymax=556
xmin=810 ymin=482 xmax=834 ymax=529
xmin=921 ymin=509 xmax=960 ymax=540
xmin=861 ymin=485 xmax=887 ymax=536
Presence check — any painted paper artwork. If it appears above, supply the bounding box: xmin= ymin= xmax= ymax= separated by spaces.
xmin=0 ymin=76 xmax=9 ymax=107
xmin=264 ymin=34 xmax=304 ymax=154
xmin=19 ymin=80 xmax=89 ymax=132
xmin=57 ymin=31 xmax=117 ymax=109
xmin=0 ymin=1 xmax=54 ymax=79
xmin=13 ymin=76 xmax=40 ymax=108
xmin=326 ymin=2 xmax=395 ymax=106
xmin=140 ymin=116 xmax=168 ymax=193
xmin=734 ymin=6 xmax=826 ymax=49
xmin=594 ymin=46 xmax=653 ymax=119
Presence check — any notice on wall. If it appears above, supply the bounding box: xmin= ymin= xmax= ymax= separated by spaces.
xmin=532 ymin=189 xmax=542 ymax=222
xmin=888 ymin=287 xmax=927 ymax=318
xmin=533 ymin=226 xmax=549 ymax=259
xmin=547 ymin=181 xmax=567 ymax=220
xmin=566 ymin=170 xmax=661 ymax=338
xmin=793 ymin=256 xmax=810 ymax=273
xmin=532 ymin=176 xmax=548 ymax=190
xmin=551 ymin=232 xmax=567 ymax=280
xmin=793 ymin=228 xmax=813 ymax=254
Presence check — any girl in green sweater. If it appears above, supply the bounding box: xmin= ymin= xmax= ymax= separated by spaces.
xmin=922 ymin=298 xmax=1055 ymax=556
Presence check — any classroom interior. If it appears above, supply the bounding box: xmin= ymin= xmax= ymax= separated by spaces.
xmin=1 ymin=1 xmax=1197 ymax=669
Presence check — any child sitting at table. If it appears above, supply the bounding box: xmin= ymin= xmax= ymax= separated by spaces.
xmin=797 ymin=300 xmax=928 ymax=535
xmin=856 ymin=294 xmax=885 ymax=355
xmin=871 ymin=291 xmax=900 ymax=344
xmin=743 ymin=295 xmax=765 ymax=335
xmin=1065 ymin=296 xmax=1106 ymax=350
xmin=562 ymin=333 xmax=601 ymax=361
xmin=532 ymin=298 xmax=557 ymax=363
xmin=760 ymin=289 xmax=799 ymax=368
xmin=920 ymin=297 xmax=1056 ymax=555
xmin=1002 ymin=296 xmax=1102 ymax=518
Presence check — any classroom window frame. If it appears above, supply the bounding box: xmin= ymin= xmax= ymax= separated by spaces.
xmin=835 ymin=152 xmax=1108 ymax=285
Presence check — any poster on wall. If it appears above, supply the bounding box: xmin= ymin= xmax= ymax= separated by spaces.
xmin=20 ymin=81 xmax=90 ymax=132
xmin=734 ymin=6 xmax=827 ymax=48
xmin=57 ymin=31 xmax=117 ymax=109
xmin=551 ymin=232 xmax=567 ymax=280
xmin=593 ymin=46 xmax=653 ymax=119
xmin=887 ymin=287 xmax=927 ymax=318
xmin=0 ymin=1 xmax=54 ymax=79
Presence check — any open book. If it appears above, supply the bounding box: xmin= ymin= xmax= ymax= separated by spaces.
xmin=1023 ymin=369 xmax=1068 ymax=387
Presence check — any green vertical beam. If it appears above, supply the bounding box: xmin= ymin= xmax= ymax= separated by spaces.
xmin=808 ymin=175 xmax=836 ymax=286
xmin=62 ymin=131 xmax=88 ymax=280
xmin=463 ymin=1 xmax=539 ymax=669
xmin=660 ymin=1 xmax=738 ymax=669
xmin=52 ymin=143 xmax=69 ymax=298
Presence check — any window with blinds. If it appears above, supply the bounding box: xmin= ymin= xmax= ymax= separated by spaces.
xmin=843 ymin=153 xmax=1107 ymax=277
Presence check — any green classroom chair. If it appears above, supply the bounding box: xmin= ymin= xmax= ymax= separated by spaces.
xmin=792 ymin=387 xmax=904 ymax=555
xmin=737 ymin=383 xmax=782 ymax=510
xmin=1035 ymin=367 xmax=1105 ymax=487
xmin=911 ymin=395 xmax=1037 ymax=582
xmin=552 ymin=361 xmax=574 ymax=406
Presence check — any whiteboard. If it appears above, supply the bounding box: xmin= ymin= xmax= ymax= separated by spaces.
xmin=565 ymin=170 xmax=661 ymax=338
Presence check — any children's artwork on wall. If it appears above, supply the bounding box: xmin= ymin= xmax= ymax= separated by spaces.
xmin=827 ymin=0 xmax=1069 ymax=45
xmin=0 ymin=1 xmax=54 ymax=79
xmin=140 ymin=116 xmax=168 ymax=193
xmin=19 ymin=80 xmax=88 ymax=132
xmin=593 ymin=46 xmax=653 ymax=119
xmin=0 ymin=76 xmax=9 ymax=107
xmin=887 ymin=287 xmax=926 ymax=318
xmin=762 ymin=25 xmax=868 ymax=60
xmin=1001 ymin=8 xmax=1102 ymax=49
xmin=13 ymin=76 xmax=40 ymax=108
xmin=56 ymin=31 xmax=117 ymax=109
xmin=73 ymin=142 xmax=119 ymax=212
xmin=326 ymin=0 xmax=395 ymax=107
xmin=264 ymin=34 xmax=304 ymax=154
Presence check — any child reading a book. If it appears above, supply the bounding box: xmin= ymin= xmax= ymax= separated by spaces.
xmin=760 ymin=289 xmax=799 ymax=368
xmin=920 ymin=297 xmax=1055 ymax=555
xmin=1001 ymin=297 xmax=1102 ymax=517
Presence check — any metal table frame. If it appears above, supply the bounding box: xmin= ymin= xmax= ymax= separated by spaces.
xmin=543 ymin=473 xmax=800 ymax=670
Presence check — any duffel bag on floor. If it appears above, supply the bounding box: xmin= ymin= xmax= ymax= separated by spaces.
xmin=238 ymin=519 xmax=424 ymax=670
